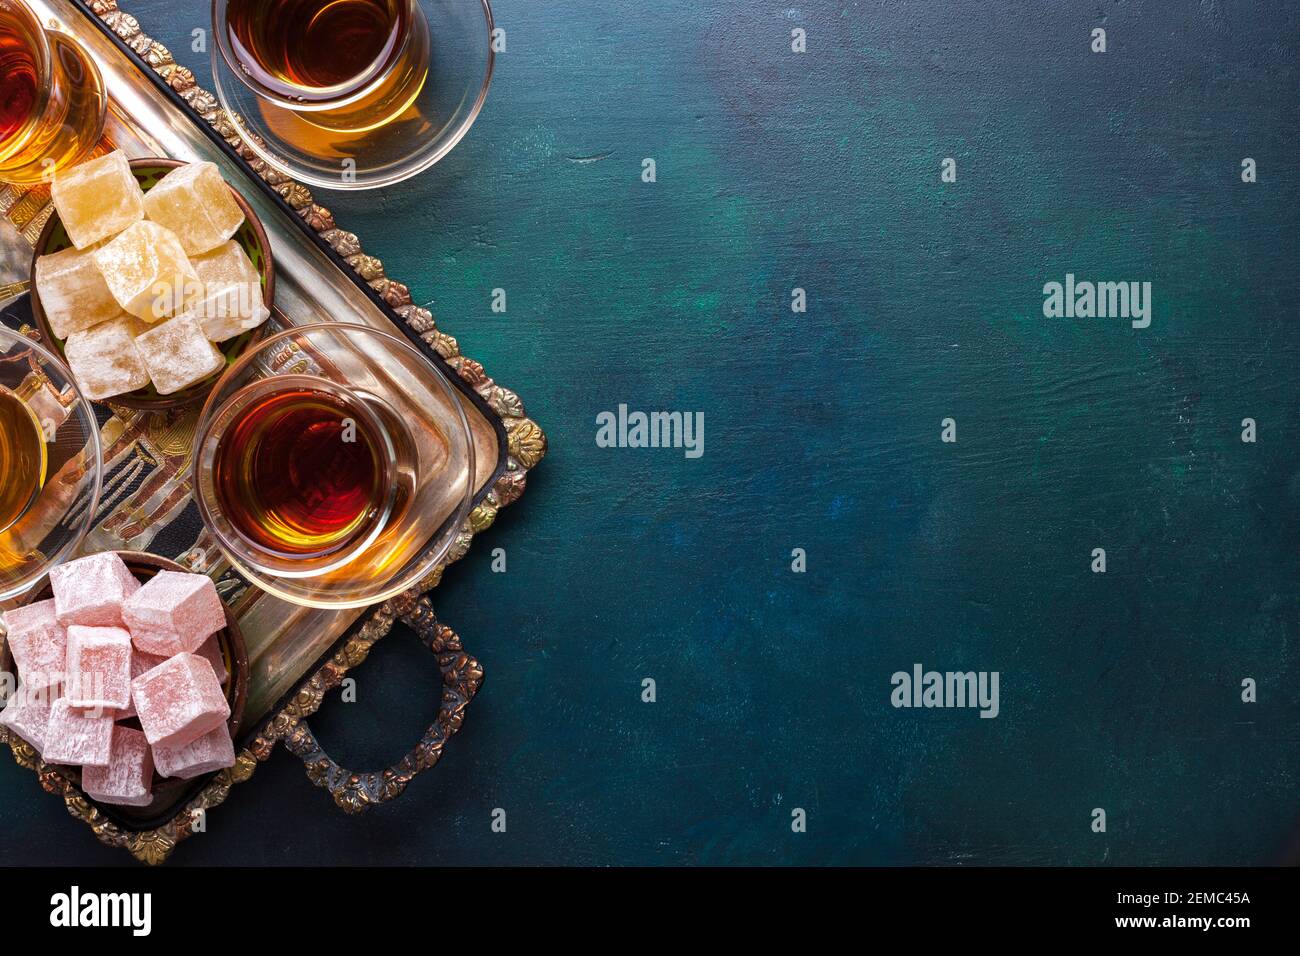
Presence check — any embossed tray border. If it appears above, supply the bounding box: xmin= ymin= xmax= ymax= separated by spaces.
xmin=0 ymin=0 xmax=546 ymax=864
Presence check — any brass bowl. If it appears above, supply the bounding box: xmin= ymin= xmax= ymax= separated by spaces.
xmin=1 ymin=551 xmax=248 ymax=805
xmin=30 ymin=157 xmax=275 ymax=411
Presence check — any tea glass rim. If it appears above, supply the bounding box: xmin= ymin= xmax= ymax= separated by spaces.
xmin=207 ymin=0 xmax=496 ymax=191
xmin=0 ymin=0 xmax=55 ymax=167
xmin=195 ymin=373 xmax=402 ymax=578
xmin=191 ymin=321 xmax=477 ymax=609
xmin=211 ymin=0 xmax=491 ymax=113
xmin=0 ymin=325 xmax=104 ymax=603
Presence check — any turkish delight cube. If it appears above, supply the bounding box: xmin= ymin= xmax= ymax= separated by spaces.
xmin=196 ymin=635 xmax=228 ymax=686
xmin=115 ymin=650 xmax=168 ymax=721
xmin=0 ymin=685 xmax=52 ymax=753
xmin=50 ymin=150 xmax=144 ymax=249
xmin=63 ymin=313 xmax=151 ymax=400
xmin=2 ymin=599 xmax=66 ymax=693
xmin=188 ymin=240 xmax=269 ymax=341
xmin=152 ymin=725 xmax=235 ymax=779
xmin=134 ymin=315 xmax=224 ymax=395
xmin=82 ymin=725 xmax=153 ymax=806
xmin=93 ymin=220 xmax=198 ymax=322
xmin=43 ymin=697 xmax=113 ymax=766
xmin=65 ymin=625 xmax=133 ymax=713
xmin=143 ymin=161 xmax=245 ymax=256
xmin=49 ymin=551 xmax=141 ymax=627
xmin=123 ymin=570 xmax=225 ymax=656
xmin=34 ymin=245 xmax=123 ymax=339
xmin=132 ymin=652 xmax=229 ymax=749
xmin=23 ymin=381 xmax=69 ymax=438
xmin=178 ymin=284 xmax=268 ymax=343
xmin=193 ymin=240 xmax=261 ymax=290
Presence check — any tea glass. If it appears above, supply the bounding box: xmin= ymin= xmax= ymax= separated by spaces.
xmin=0 ymin=0 xmax=106 ymax=185
xmin=209 ymin=0 xmax=495 ymax=189
xmin=0 ymin=325 xmax=103 ymax=602
xmin=192 ymin=323 xmax=476 ymax=609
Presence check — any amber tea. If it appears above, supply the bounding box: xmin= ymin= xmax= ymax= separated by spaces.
xmin=0 ymin=385 xmax=47 ymax=533
xmin=0 ymin=0 xmax=106 ymax=184
xmin=212 ymin=385 xmax=390 ymax=557
xmin=221 ymin=0 xmax=428 ymax=131
xmin=0 ymin=7 xmax=40 ymax=145
xmin=226 ymin=0 xmax=408 ymax=98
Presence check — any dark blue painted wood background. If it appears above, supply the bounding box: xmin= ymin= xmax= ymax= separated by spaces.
xmin=3 ymin=0 xmax=1298 ymax=865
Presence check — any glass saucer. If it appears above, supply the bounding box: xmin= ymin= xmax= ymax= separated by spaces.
xmin=210 ymin=0 xmax=495 ymax=191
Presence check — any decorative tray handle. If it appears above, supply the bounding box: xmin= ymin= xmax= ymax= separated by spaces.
xmin=282 ymin=595 xmax=484 ymax=814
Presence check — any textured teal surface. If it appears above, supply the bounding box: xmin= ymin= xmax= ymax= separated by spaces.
xmin=2 ymin=0 xmax=1298 ymax=865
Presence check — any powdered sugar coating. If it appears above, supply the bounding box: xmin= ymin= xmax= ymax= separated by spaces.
xmin=62 ymin=313 xmax=151 ymax=400
xmin=49 ymin=552 xmax=141 ymax=628
xmin=142 ymin=161 xmax=244 ymax=256
xmin=65 ymin=625 xmax=133 ymax=712
xmin=49 ymin=150 xmax=145 ymax=249
xmin=131 ymin=652 xmax=229 ymax=749
xmin=0 ymin=685 xmax=53 ymax=753
xmin=81 ymin=725 xmax=153 ymax=806
xmin=195 ymin=635 xmax=228 ymax=686
xmin=152 ymin=725 xmax=235 ymax=779
xmin=115 ymin=650 xmax=168 ymax=721
xmin=185 ymin=240 xmax=268 ymax=341
xmin=34 ymin=245 xmax=122 ymax=339
xmin=2 ymin=599 xmax=67 ymax=693
xmin=43 ymin=698 xmax=114 ymax=767
xmin=92 ymin=220 xmax=198 ymax=322
xmin=133 ymin=315 xmax=224 ymax=395
xmin=122 ymin=570 xmax=225 ymax=656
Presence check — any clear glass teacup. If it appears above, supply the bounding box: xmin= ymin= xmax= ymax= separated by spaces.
xmin=192 ymin=323 xmax=476 ymax=609
xmin=0 ymin=325 xmax=103 ymax=602
xmin=0 ymin=0 xmax=106 ymax=185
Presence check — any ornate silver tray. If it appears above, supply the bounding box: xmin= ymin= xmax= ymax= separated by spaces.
xmin=0 ymin=0 xmax=545 ymax=863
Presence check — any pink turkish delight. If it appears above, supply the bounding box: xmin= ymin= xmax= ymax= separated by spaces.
xmin=2 ymin=599 xmax=66 ymax=693
xmin=43 ymin=698 xmax=113 ymax=766
xmin=196 ymin=635 xmax=228 ymax=686
xmin=122 ymin=570 xmax=225 ymax=656
xmin=115 ymin=650 xmax=168 ymax=721
xmin=81 ymin=725 xmax=153 ymax=807
xmin=0 ymin=685 xmax=52 ymax=753
xmin=49 ymin=552 xmax=141 ymax=627
xmin=132 ymin=652 xmax=229 ymax=749
xmin=152 ymin=725 xmax=235 ymax=779
xmin=66 ymin=625 xmax=133 ymax=713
